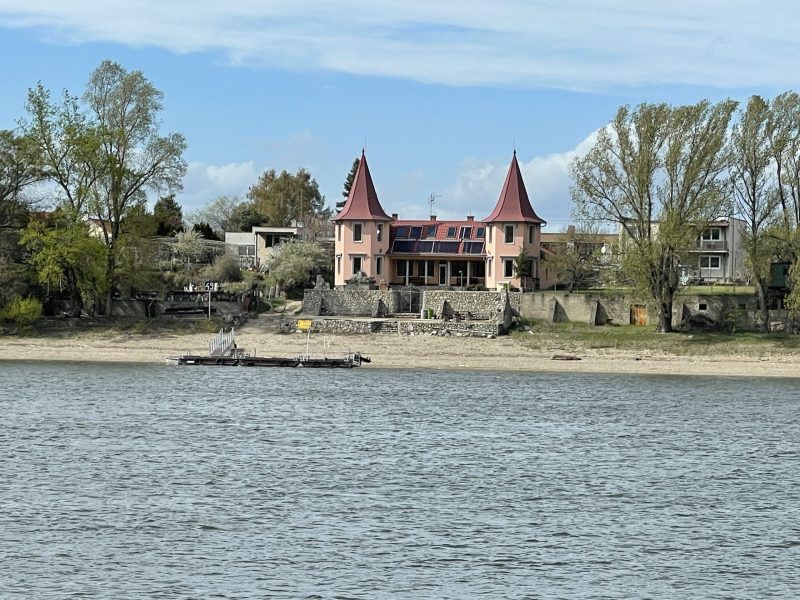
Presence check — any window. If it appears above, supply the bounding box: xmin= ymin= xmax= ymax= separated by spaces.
xmin=504 ymin=259 xmax=514 ymax=278
xmin=487 ymin=258 xmax=492 ymax=277
xmin=505 ymin=224 xmax=514 ymax=244
xmin=460 ymin=226 xmax=472 ymax=239
xmin=475 ymin=227 xmax=485 ymax=238
xmin=396 ymin=261 xmax=408 ymax=276
xmin=238 ymin=245 xmax=255 ymax=256
xmin=700 ymin=256 xmax=720 ymax=269
xmin=376 ymin=224 xmax=383 ymax=242
xmin=426 ymin=225 xmax=437 ymax=238
xmin=376 ymin=256 xmax=382 ymax=275
xmin=352 ymin=256 xmax=362 ymax=274
xmin=446 ymin=226 xmax=457 ymax=238
xmin=353 ymin=223 xmax=363 ymax=242
xmin=417 ymin=261 xmax=434 ymax=277
xmin=702 ymin=228 xmax=721 ymax=241
xmin=395 ymin=226 xmax=407 ymax=238
xmin=410 ymin=226 xmax=422 ymax=239
xmin=528 ymin=225 xmax=535 ymax=243
xmin=337 ymin=224 xmax=341 ymax=242
xmin=699 ymin=303 xmax=708 ymax=311
xmin=488 ymin=227 xmax=492 ymax=243
xmin=336 ymin=255 xmax=341 ymax=274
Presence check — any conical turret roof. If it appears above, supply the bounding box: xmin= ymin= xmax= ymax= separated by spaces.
xmin=332 ymin=151 xmax=392 ymax=222
xmin=483 ymin=152 xmax=545 ymax=224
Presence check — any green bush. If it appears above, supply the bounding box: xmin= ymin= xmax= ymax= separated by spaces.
xmin=1 ymin=296 xmax=43 ymax=325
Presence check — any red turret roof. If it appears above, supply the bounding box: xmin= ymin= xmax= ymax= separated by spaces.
xmin=332 ymin=151 xmax=392 ymax=222
xmin=483 ymin=152 xmax=545 ymax=224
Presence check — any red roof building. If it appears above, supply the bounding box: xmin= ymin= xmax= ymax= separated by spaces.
xmin=333 ymin=152 xmax=548 ymax=290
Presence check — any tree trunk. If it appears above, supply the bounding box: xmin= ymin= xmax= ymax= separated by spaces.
xmin=755 ymin=279 xmax=769 ymax=333
xmin=67 ymin=269 xmax=83 ymax=318
xmin=104 ymin=243 xmax=116 ymax=318
xmin=658 ymin=301 xmax=673 ymax=333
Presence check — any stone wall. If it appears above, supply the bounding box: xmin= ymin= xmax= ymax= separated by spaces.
xmin=420 ymin=290 xmax=520 ymax=320
xmin=303 ymin=289 xmax=400 ymax=317
xmin=281 ymin=316 xmax=502 ymax=337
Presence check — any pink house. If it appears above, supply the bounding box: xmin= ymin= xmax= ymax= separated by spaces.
xmin=332 ymin=150 xmax=546 ymax=290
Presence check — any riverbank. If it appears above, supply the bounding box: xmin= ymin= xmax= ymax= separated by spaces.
xmin=2 ymin=319 xmax=800 ymax=378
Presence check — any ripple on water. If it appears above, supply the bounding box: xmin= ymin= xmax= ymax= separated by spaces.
xmin=0 ymin=363 xmax=799 ymax=598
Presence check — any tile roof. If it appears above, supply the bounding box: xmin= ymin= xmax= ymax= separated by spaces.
xmin=483 ymin=152 xmax=545 ymax=224
xmin=331 ymin=150 xmax=392 ymax=222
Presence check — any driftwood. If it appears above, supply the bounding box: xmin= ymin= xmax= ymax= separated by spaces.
xmin=551 ymin=354 xmax=581 ymax=361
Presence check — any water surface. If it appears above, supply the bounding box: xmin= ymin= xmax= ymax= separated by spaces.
xmin=1 ymin=362 xmax=798 ymax=598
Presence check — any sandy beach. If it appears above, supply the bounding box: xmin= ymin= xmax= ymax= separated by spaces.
xmin=2 ymin=317 xmax=799 ymax=378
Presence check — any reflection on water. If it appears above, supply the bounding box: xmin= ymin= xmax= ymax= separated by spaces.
xmin=1 ymin=362 xmax=798 ymax=599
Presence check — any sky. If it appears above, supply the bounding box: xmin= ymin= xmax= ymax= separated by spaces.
xmin=1 ymin=1 xmax=799 ymax=231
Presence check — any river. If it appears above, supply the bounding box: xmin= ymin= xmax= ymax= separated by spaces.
xmin=1 ymin=362 xmax=798 ymax=598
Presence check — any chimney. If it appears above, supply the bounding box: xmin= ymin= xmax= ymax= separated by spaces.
xmin=466 ymin=215 xmax=474 ymax=222
xmin=430 ymin=215 xmax=437 ymax=221
xmin=391 ymin=213 xmax=398 ymax=221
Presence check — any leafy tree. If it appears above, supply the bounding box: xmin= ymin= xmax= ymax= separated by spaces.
xmin=187 ymin=195 xmax=245 ymax=234
xmin=545 ymin=227 xmax=605 ymax=292
xmin=512 ymin=246 xmax=531 ymax=277
xmin=22 ymin=84 xmax=102 ymax=216
xmin=22 ymin=62 xmax=187 ymax=314
xmin=82 ymin=60 xmax=187 ymax=313
xmin=766 ymin=92 xmax=800 ymax=238
xmin=192 ymin=221 xmax=220 ymax=241
xmin=228 ymin=201 xmax=266 ymax=232
xmin=0 ymin=130 xmax=43 ymax=227
xmin=247 ymin=168 xmax=324 ymax=228
xmin=120 ymin=203 xmax=158 ymax=238
xmin=264 ymin=239 xmax=332 ymax=290
xmin=336 ymin=157 xmax=359 ymax=211
xmin=153 ymin=194 xmax=184 ymax=236
xmin=571 ymin=100 xmax=736 ymax=332
xmin=729 ymin=96 xmax=781 ymax=331
xmin=21 ymin=212 xmax=107 ymax=316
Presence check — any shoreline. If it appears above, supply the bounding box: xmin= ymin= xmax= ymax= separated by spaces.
xmin=2 ymin=323 xmax=799 ymax=378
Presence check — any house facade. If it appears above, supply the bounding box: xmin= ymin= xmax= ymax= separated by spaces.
xmin=224 ymin=223 xmax=303 ymax=270
xmin=332 ymin=151 xmax=547 ymax=290
xmin=684 ymin=217 xmax=746 ymax=283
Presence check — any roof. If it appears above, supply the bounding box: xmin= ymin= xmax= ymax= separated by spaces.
xmin=388 ymin=219 xmax=487 ymax=256
xmin=482 ymin=152 xmax=545 ymax=224
xmin=331 ymin=151 xmax=392 ymax=222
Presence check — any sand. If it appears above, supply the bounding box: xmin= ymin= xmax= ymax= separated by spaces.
xmin=1 ymin=318 xmax=798 ymax=378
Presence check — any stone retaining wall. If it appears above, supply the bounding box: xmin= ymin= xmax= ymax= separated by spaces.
xmin=303 ymin=290 xmax=400 ymax=317
xmin=420 ymin=290 xmax=520 ymax=320
xmin=281 ymin=317 xmax=502 ymax=337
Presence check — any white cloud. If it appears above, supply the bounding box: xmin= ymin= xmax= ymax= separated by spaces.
xmin=178 ymin=160 xmax=259 ymax=212
xmin=437 ymin=132 xmax=599 ymax=228
xmin=0 ymin=1 xmax=798 ymax=89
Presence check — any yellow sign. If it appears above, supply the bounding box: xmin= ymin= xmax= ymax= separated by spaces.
xmin=297 ymin=319 xmax=313 ymax=332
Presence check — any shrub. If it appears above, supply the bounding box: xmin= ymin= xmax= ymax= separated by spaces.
xmin=1 ymin=296 xmax=43 ymax=325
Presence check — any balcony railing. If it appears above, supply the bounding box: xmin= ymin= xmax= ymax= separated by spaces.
xmin=692 ymin=240 xmax=727 ymax=251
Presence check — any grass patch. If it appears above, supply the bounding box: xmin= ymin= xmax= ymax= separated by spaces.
xmin=514 ymin=321 xmax=800 ymax=356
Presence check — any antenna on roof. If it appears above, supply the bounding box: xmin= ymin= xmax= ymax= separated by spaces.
xmin=428 ymin=192 xmax=441 ymax=219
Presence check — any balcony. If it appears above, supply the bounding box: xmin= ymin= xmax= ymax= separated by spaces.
xmin=692 ymin=240 xmax=727 ymax=251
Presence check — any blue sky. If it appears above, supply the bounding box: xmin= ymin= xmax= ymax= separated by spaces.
xmin=1 ymin=1 xmax=799 ymax=230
